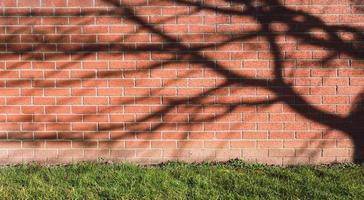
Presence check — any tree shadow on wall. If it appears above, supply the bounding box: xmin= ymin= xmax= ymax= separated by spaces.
xmin=1 ymin=0 xmax=364 ymax=163
xmin=352 ymin=0 xmax=364 ymax=13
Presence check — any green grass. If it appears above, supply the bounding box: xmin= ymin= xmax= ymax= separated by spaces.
xmin=0 ymin=160 xmax=363 ymax=199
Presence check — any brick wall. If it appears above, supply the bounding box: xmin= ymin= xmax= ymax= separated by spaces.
xmin=0 ymin=0 xmax=363 ymax=165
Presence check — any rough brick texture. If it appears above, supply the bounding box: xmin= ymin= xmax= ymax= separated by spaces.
xmin=0 ymin=0 xmax=363 ymax=165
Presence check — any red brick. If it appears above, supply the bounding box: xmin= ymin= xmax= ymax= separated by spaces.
xmin=204 ymin=141 xmax=230 ymax=149
xmin=151 ymin=136 xmax=178 ymax=146
xmin=177 ymin=141 xmax=204 ymax=148
xmin=72 ymin=141 xmax=98 ymax=148
xmin=99 ymin=141 xmax=125 ymax=148
xmin=46 ymin=141 xmax=71 ymax=149
xmin=0 ymin=1 xmax=359 ymax=165
xmin=269 ymin=149 xmax=295 ymax=157
xmin=126 ymin=141 xmax=150 ymax=148
xmin=323 ymin=148 xmax=351 ymax=157
xmin=270 ymin=132 xmax=295 ymax=139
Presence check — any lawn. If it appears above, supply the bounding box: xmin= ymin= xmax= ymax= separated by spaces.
xmin=0 ymin=159 xmax=363 ymax=199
